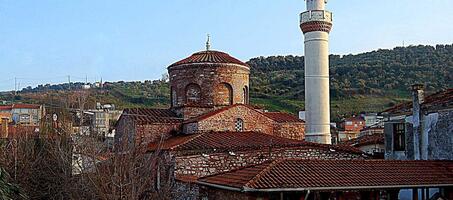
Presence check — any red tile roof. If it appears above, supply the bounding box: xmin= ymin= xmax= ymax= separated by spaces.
xmin=342 ymin=133 xmax=384 ymax=147
xmin=343 ymin=116 xmax=365 ymax=122
xmin=383 ymin=88 xmax=453 ymax=115
xmin=0 ymin=104 xmax=41 ymax=110
xmin=148 ymin=131 xmax=303 ymax=152
xmin=121 ymin=108 xmax=182 ymax=124
xmin=0 ymin=105 xmax=12 ymax=110
xmin=198 ymin=159 xmax=453 ymax=191
xmin=262 ymin=112 xmax=304 ymax=123
xmin=12 ymin=104 xmax=41 ymax=109
xmin=168 ymin=50 xmax=248 ymax=68
xmin=184 ymin=104 xmax=262 ymax=124
xmin=184 ymin=104 xmax=303 ymax=124
xmin=148 ymin=131 xmax=363 ymax=155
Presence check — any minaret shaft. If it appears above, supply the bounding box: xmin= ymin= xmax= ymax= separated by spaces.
xmin=300 ymin=0 xmax=332 ymax=144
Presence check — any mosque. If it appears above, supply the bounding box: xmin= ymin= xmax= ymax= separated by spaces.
xmin=114 ymin=0 xmax=453 ymax=199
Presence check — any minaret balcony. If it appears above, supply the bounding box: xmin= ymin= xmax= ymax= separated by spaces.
xmin=300 ymin=10 xmax=332 ymax=25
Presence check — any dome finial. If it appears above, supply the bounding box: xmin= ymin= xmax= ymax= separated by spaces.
xmin=206 ymin=34 xmax=211 ymax=51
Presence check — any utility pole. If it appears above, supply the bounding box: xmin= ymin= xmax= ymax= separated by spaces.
xmin=14 ymin=77 xmax=17 ymax=95
xmin=68 ymin=75 xmax=71 ymax=90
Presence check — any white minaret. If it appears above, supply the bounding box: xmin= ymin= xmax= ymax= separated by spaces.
xmin=300 ymin=0 xmax=333 ymax=144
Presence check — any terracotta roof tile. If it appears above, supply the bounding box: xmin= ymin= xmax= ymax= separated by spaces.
xmin=383 ymin=88 xmax=453 ymax=115
xmin=198 ymin=159 xmax=453 ymax=191
xmin=0 ymin=104 xmax=41 ymax=110
xmin=0 ymin=105 xmax=12 ymax=110
xmin=122 ymin=108 xmax=182 ymax=124
xmin=184 ymin=104 xmax=303 ymax=124
xmin=262 ymin=112 xmax=304 ymax=123
xmin=184 ymin=104 xmax=261 ymax=124
xmin=148 ymin=131 xmax=363 ymax=155
xmin=342 ymin=133 xmax=384 ymax=147
xmin=169 ymin=50 xmax=248 ymax=68
xmin=148 ymin=131 xmax=303 ymax=152
xmin=12 ymin=104 xmax=41 ymax=109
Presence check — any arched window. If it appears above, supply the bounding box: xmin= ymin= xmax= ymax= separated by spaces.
xmin=216 ymin=83 xmax=233 ymax=105
xmin=235 ymin=118 xmax=244 ymax=132
xmin=243 ymin=86 xmax=249 ymax=104
xmin=185 ymin=83 xmax=201 ymax=104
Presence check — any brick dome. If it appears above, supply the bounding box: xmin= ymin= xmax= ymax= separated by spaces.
xmin=168 ymin=50 xmax=248 ymax=68
xmin=168 ymin=48 xmax=250 ymax=119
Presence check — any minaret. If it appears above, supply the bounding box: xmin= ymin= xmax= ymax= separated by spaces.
xmin=300 ymin=0 xmax=333 ymax=144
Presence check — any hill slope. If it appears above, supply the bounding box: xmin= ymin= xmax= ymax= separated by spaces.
xmin=5 ymin=44 xmax=452 ymax=121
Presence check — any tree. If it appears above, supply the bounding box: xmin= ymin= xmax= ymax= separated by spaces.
xmin=0 ymin=165 xmax=26 ymax=199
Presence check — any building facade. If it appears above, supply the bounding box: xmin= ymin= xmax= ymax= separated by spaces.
xmin=383 ymin=86 xmax=452 ymax=161
xmin=115 ymin=47 xmax=306 ymax=148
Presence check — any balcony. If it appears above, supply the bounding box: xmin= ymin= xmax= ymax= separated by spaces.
xmin=300 ymin=10 xmax=332 ymax=24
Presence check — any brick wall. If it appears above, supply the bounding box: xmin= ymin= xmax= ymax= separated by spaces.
xmin=185 ymin=105 xmax=305 ymax=140
xmin=169 ymin=63 xmax=250 ymax=118
xmin=174 ymin=146 xmax=363 ymax=177
xmin=196 ymin=105 xmax=274 ymax=134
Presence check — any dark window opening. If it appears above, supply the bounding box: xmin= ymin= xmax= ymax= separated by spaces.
xmin=393 ymin=123 xmax=405 ymax=151
xmin=235 ymin=118 xmax=244 ymax=132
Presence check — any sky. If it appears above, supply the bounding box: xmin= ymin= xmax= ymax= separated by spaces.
xmin=0 ymin=0 xmax=452 ymax=91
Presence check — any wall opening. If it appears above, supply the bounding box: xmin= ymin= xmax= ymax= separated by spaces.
xmin=185 ymin=83 xmax=202 ymax=104
xmin=243 ymin=86 xmax=249 ymax=104
xmin=235 ymin=118 xmax=244 ymax=132
xmin=216 ymin=83 xmax=233 ymax=105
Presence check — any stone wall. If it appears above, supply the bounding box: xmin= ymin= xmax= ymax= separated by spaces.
xmin=174 ymin=146 xmax=363 ymax=177
xmin=273 ymin=122 xmax=305 ymax=140
xmin=427 ymin=109 xmax=453 ymax=160
xmin=135 ymin=123 xmax=181 ymax=145
xmin=384 ymin=109 xmax=452 ymax=160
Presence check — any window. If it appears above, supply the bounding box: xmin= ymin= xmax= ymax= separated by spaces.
xmin=393 ymin=123 xmax=406 ymax=151
xmin=243 ymin=86 xmax=249 ymax=104
xmin=185 ymin=83 xmax=202 ymax=104
xmin=235 ymin=118 xmax=244 ymax=132
xmin=171 ymin=88 xmax=177 ymax=107
xmin=216 ymin=83 xmax=233 ymax=105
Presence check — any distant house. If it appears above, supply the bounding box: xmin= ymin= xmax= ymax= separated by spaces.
xmin=382 ymin=85 xmax=453 ymax=160
xmin=360 ymin=127 xmax=384 ymax=137
xmin=361 ymin=113 xmax=384 ymax=127
xmin=0 ymin=103 xmax=44 ymax=138
xmin=343 ymin=133 xmax=385 ymax=158
xmin=0 ymin=103 xmax=45 ymax=126
xmin=337 ymin=116 xmax=366 ymax=141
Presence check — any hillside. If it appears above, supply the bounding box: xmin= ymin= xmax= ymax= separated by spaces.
xmin=3 ymin=44 xmax=452 ymax=121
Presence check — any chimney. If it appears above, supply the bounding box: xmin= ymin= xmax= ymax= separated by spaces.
xmin=411 ymin=84 xmax=424 ymax=160
xmin=412 ymin=84 xmax=425 ymax=105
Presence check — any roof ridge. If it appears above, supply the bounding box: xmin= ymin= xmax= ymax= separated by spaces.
xmin=170 ymin=133 xmax=206 ymax=150
xmin=184 ymin=104 xmax=265 ymax=123
xmin=244 ymin=159 xmax=284 ymax=188
xmin=198 ymin=160 xmax=273 ymax=181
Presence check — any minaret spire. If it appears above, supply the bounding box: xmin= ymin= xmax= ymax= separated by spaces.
xmin=300 ymin=0 xmax=333 ymax=144
xmin=206 ymin=34 xmax=211 ymax=51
